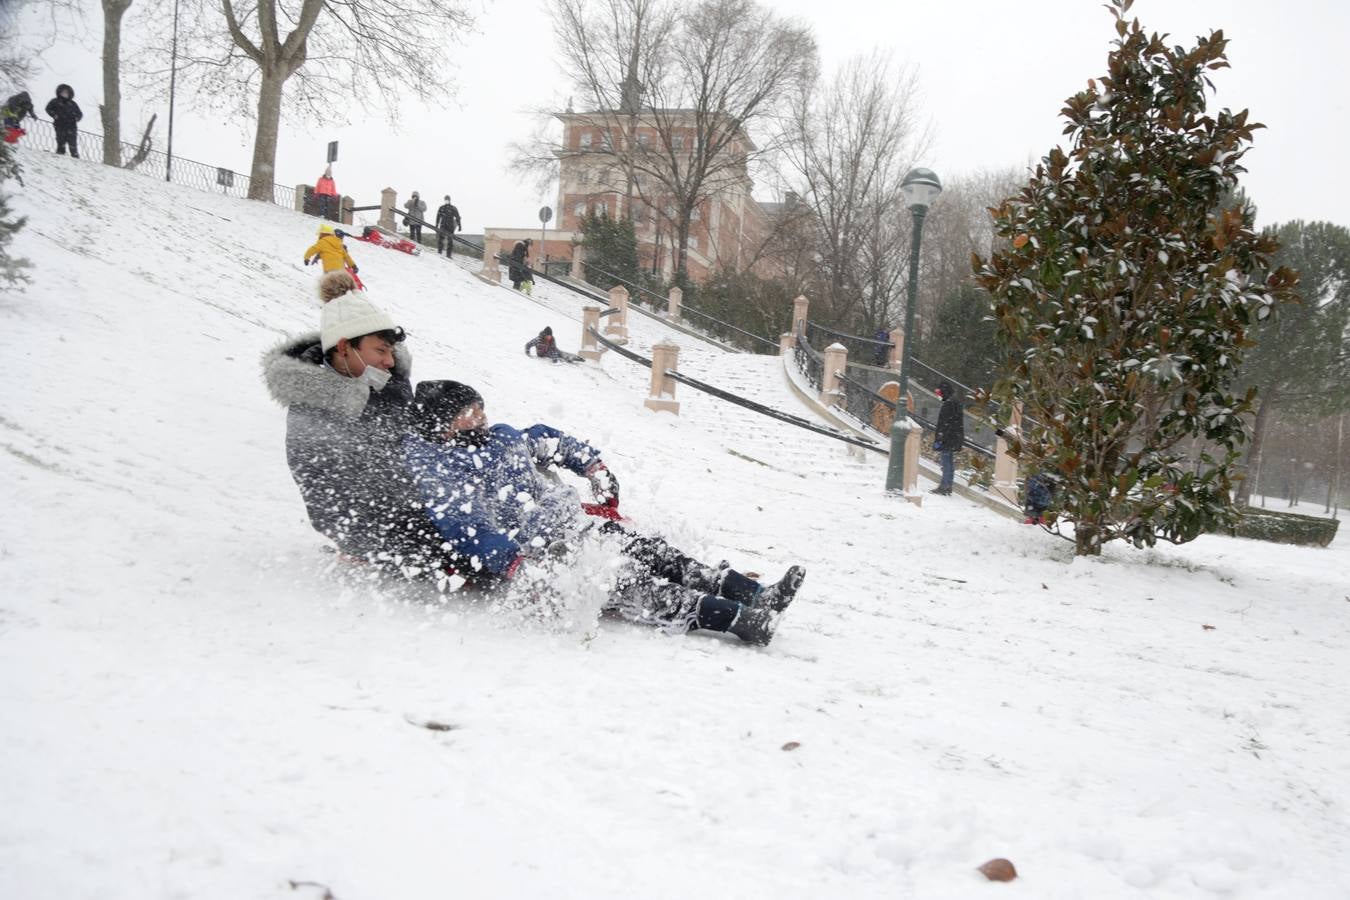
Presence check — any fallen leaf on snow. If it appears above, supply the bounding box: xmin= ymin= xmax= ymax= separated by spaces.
xmin=781 ymin=741 xmax=801 ymax=751
xmin=977 ymin=858 xmax=1018 ymax=881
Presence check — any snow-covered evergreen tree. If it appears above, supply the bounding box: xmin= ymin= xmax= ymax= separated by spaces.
xmin=974 ymin=0 xmax=1298 ymax=555
xmin=0 ymin=140 xmax=30 ymax=290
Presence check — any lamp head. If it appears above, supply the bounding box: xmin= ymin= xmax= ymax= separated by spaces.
xmin=901 ymin=167 xmax=942 ymax=211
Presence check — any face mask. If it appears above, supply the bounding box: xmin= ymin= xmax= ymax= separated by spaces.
xmin=359 ymin=365 xmax=392 ymax=392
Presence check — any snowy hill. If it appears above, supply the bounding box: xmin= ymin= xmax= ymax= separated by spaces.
xmin=4 ymin=149 xmax=1350 ymax=899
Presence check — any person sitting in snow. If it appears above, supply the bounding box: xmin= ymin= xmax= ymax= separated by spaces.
xmin=44 ymin=83 xmax=82 ymax=157
xmin=1023 ymin=472 xmax=1055 ymax=526
xmin=524 ymin=326 xmax=581 ymax=364
xmin=2 ymin=91 xmax=36 ymax=140
xmin=402 ymin=381 xmax=806 ymax=644
xmin=304 ymin=222 xmax=358 ymax=274
xmin=262 ymin=281 xmax=438 ymax=569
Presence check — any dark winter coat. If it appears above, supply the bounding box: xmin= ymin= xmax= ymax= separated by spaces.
xmin=262 ymin=333 xmax=439 ymax=564
xmin=403 ymin=424 xmax=602 ymax=576
xmin=403 ymin=196 xmax=427 ymax=223
xmin=2 ymin=92 xmax=35 ymax=125
xmin=45 ymin=85 xmax=82 ymax=129
xmin=1025 ymin=473 xmax=1054 ymax=514
xmin=435 ymin=202 xmax=461 ymax=233
xmin=524 ymin=333 xmax=561 ymax=360
xmin=508 ymin=241 xmax=531 ymax=284
xmin=934 ymin=382 xmax=965 ymax=452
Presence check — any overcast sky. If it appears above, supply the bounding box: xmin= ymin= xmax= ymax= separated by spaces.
xmin=16 ymin=0 xmax=1348 ymax=237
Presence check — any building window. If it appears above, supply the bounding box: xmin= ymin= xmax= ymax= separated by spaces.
xmin=574 ymin=203 xmax=587 ymax=218
xmin=601 ymin=132 xmax=613 ymax=151
xmin=638 ymin=133 xmax=651 ymax=149
xmin=690 ymin=207 xmax=701 ymax=222
xmin=688 ymin=235 xmax=698 ymax=251
xmin=672 ymin=134 xmax=685 ymax=151
xmin=579 ymin=131 xmax=593 ymax=149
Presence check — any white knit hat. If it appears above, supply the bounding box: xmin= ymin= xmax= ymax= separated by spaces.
xmin=320 ymin=293 xmax=398 ymax=351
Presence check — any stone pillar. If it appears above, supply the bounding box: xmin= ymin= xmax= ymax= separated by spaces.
xmin=644 ymin=342 xmax=681 ymax=414
xmin=779 ymin=332 xmax=795 ymax=356
xmin=668 ymin=286 xmax=683 ymax=321
xmin=293 ymin=185 xmax=307 ymax=213
xmin=570 ymin=243 xmax=586 ymax=280
xmin=605 ymin=285 xmax=630 ymax=344
xmin=580 ymin=306 xmax=603 ymax=361
xmin=477 ymin=233 xmax=502 ymax=284
xmin=340 ymin=195 xmax=354 ymax=226
xmin=903 ymin=424 xmax=923 ymax=505
xmin=792 ymin=295 xmax=809 ymax=336
xmin=891 ymin=327 xmax=904 ymax=370
xmin=993 ymin=401 xmax=1023 ymax=506
xmin=378 ymin=187 xmax=397 ymax=232
xmin=820 ymin=342 xmax=848 ymax=408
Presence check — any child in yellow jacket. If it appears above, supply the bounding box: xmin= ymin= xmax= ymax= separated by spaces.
xmin=304 ymin=223 xmax=357 ymax=273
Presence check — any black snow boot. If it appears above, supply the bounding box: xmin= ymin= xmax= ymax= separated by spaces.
xmin=728 ymin=605 xmax=779 ymax=646
xmin=756 ymin=565 xmax=805 ymax=613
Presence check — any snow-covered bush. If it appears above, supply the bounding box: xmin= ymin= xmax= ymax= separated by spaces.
xmin=0 ymin=140 xmax=30 ymax=290
xmin=974 ymin=0 xmax=1299 ymax=555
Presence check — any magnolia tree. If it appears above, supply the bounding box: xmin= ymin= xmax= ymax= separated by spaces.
xmin=974 ymin=0 xmax=1298 ymax=556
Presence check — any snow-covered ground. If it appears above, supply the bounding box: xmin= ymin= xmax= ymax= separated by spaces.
xmin=3 ymin=149 xmax=1349 ymax=899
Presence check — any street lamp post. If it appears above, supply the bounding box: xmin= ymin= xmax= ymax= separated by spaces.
xmin=885 ymin=167 xmax=942 ymax=495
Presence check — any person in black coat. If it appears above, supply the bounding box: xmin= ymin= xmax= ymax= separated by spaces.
xmin=3 ymin=91 xmax=36 ymax=130
xmin=434 ymin=196 xmax=461 ymax=257
xmin=45 ymin=84 xmax=82 ymax=158
xmin=262 ymin=289 xmax=441 ymax=569
xmin=931 ymin=380 xmax=964 ymax=495
xmin=508 ymin=239 xmax=531 ymax=290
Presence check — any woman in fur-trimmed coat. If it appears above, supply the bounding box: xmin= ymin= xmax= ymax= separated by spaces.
xmin=261 ymin=291 xmax=438 ymax=567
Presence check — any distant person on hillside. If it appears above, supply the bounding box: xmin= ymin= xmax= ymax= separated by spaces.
xmin=1023 ymin=472 xmax=1054 ymax=525
xmin=524 ymin=326 xmax=581 ymax=363
xmin=44 ymin=83 xmax=82 ymax=158
xmin=2 ymin=91 xmax=36 ymax=141
xmin=315 ymin=165 xmax=338 ymax=220
xmin=873 ymin=328 xmax=891 ymax=366
xmin=262 ymin=289 xmax=440 ymax=567
xmin=508 ymin=239 xmax=531 ymax=291
xmin=403 ymin=191 xmax=427 ymax=242
xmin=402 ymin=381 xmax=807 ymax=644
xmin=931 ymin=380 xmax=965 ymax=496
xmin=435 ymin=195 xmax=461 ymax=257
xmin=304 ymin=222 xmax=358 ymax=274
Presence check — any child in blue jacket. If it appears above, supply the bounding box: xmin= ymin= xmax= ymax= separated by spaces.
xmin=403 ymin=381 xmax=805 ymax=644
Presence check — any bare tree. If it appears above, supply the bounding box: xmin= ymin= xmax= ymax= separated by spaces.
xmin=100 ymin=0 xmax=134 ymax=165
xmin=547 ymin=0 xmax=815 ymax=283
xmin=784 ymin=52 xmax=928 ymax=331
xmin=158 ymin=0 xmax=473 ymax=201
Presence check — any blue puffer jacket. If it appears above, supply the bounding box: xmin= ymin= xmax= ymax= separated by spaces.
xmin=404 ymin=424 xmax=603 ymax=576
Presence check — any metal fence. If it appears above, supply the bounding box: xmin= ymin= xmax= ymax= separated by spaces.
xmin=13 ymin=117 xmax=293 ymax=209
xmin=806 ymin=320 xmax=893 ymax=367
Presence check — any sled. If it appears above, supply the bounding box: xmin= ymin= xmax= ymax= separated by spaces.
xmin=348 ymin=226 xmax=421 ymax=256
xmin=2 ymin=126 xmax=24 ymax=144
xmin=345 ymin=266 xmax=366 ymax=291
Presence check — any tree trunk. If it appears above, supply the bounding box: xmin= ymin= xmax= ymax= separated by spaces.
xmin=247 ymin=69 xmax=285 ymax=201
xmin=1237 ymin=390 xmax=1275 ymax=506
xmin=100 ymin=0 xmax=132 ymax=166
xmin=1074 ymin=521 xmax=1102 ymax=556
xmin=674 ymin=211 xmax=691 ymax=284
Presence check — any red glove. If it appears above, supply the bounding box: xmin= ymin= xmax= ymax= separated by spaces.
xmin=504 ymin=555 xmax=524 ymax=580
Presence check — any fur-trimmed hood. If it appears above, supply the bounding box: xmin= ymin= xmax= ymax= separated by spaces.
xmin=261 ymin=331 xmax=413 ymax=422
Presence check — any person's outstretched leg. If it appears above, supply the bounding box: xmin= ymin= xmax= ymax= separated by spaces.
xmin=606 ymin=574 xmax=782 ymax=645
xmin=610 ymin=525 xmax=805 ymax=610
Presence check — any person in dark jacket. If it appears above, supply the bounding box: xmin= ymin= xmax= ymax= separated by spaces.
xmin=403 ymin=381 xmax=807 ymax=644
xmin=2 ymin=91 xmax=36 ymax=131
xmin=508 ymin=239 xmax=531 ymax=290
xmin=873 ymin=328 xmax=891 ymax=366
xmin=931 ymin=380 xmax=964 ymax=495
xmin=434 ymin=196 xmax=461 ymax=256
xmin=45 ymin=84 xmax=82 ymax=158
xmin=524 ymin=326 xmax=581 ymax=363
xmin=262 ymin=287 xmax=439 ymax=569
xmin=1023 ymin=472 xmax=1054 ymax=525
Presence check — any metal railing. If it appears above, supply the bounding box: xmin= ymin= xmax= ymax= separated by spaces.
xmin=807 ymin=320 xmax=894 ymax=367
xmin=589 ymin=327 xmax=885 ymax=455
xmin=13 ymin=117 xmax=293 ymax=208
